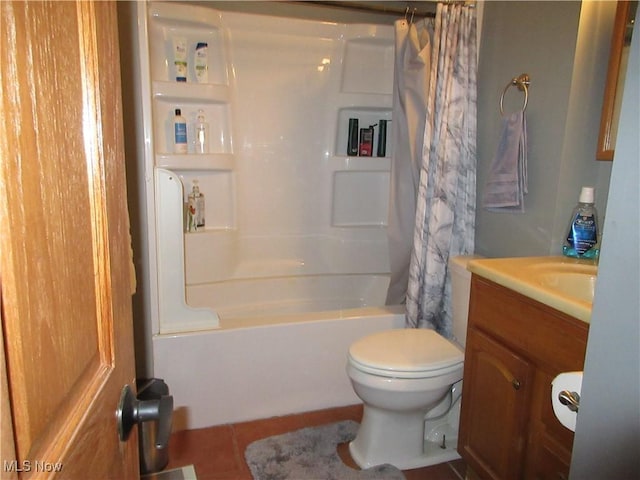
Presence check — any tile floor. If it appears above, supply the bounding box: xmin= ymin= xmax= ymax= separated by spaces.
xmin=166 ymin=404 xmax=467 ymax=480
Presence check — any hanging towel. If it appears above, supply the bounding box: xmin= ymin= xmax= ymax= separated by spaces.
xmin=482 ymin=111 xmax=528 ymax=212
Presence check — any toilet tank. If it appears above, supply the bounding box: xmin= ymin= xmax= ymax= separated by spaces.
xmin=449 ymin=255 xmax=480 ymax=348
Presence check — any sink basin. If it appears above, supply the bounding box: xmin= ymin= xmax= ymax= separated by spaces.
xmin=528 ymin=263 xmax=597 ymax=303
xmin=467 ymin=257 xmax=598 ymax=323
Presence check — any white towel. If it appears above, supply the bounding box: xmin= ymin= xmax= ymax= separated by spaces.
xmin=483 ymin=111 xmax=528 ymax=212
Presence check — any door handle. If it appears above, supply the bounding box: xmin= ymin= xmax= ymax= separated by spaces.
xmin=116 ymin=384 xmax=174 ymax=449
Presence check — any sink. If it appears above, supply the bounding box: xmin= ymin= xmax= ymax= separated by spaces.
xmin=528 ymin=263 xmax=597 ymax=304
xmin=467 ymin=257 xmax=598 ymax=323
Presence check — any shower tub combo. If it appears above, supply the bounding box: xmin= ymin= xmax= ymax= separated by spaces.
xmin=133 ymin=1 xmax=400 ymax=430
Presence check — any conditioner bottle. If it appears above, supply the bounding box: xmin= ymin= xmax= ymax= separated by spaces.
xmin=562 ymin=186 xmax=599 ymax=259
xmin=174 ymin=108 xmax=188 ymax=154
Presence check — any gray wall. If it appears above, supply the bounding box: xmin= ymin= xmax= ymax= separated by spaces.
xmin=475 ymin=1 xmax=614 ymax=257
xmin=476 ymin=2 xmax=639 ymax=475
xmin=570 ymin=4 xmax=640 ymax=476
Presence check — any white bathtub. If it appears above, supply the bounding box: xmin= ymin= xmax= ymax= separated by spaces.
xmin=138 ymin=3 xmax=402 ymax=430
xmin=186 ymin=273 xmax=390 ymax=321
xmin=153 ymin=274 xmax=404 ymax=430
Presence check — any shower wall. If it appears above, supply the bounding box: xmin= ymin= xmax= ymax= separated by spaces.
xmin=140 ymin=2 xmax=395 ymax=333
xmin=183 ymin=10 xmax=394 ymax=281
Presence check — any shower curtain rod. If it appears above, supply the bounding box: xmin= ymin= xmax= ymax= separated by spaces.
xmin=291 ymin=2 xmax=437 ymax=18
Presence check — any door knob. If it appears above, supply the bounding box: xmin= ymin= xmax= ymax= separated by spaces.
xmin=116 ymin=384 xmax=173 ymax=449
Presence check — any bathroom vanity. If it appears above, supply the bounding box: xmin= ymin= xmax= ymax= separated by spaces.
xmin=459 ymin=258 xmax=592 ymax=480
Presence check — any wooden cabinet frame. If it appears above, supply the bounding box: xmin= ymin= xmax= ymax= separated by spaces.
xmin=459 ymin=276 xmax=589 ymax=480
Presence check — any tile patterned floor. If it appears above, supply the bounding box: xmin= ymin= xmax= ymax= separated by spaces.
xmin=166 ymin=404 xmax=466 ymax=480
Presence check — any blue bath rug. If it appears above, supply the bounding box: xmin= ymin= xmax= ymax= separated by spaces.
xmin=244 ymin=420 xmax=405 ymax=480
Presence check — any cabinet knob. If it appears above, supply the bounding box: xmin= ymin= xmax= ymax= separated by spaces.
xmin=512 ymin=379 xmax=521 ymax=390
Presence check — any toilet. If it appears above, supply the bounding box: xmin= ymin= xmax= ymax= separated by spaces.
xmin=346 ymin=256 xmax=475 ymax=470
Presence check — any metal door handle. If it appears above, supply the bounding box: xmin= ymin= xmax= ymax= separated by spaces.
xmin=558 ymin=390 xmax=580 ymax=412
xmin=116 ymin=384 xmax=173 ymax=448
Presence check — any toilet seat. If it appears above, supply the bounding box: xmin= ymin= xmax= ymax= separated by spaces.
xmin=348 ymin=329 xmax=464 ymax=379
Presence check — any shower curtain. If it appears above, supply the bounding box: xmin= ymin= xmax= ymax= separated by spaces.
xmin=385 ymin=16 xmax=433 ymax=305
xmin=392 ymin=3 xmax=477 ymax=337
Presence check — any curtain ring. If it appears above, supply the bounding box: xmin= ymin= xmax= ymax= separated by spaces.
xmin=500 ymin=74 xmax=530 ymax=115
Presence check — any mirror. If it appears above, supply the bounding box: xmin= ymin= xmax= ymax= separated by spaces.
xmin=597 ymin=0 xmax=637 ymax=161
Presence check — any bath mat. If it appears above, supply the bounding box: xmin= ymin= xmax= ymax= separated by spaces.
xmin=244 ymin=420 xmax=405 ymax=480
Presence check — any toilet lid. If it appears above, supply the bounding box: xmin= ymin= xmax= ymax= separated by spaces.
xmin=348 ymin=329 xmax=464 ymax=377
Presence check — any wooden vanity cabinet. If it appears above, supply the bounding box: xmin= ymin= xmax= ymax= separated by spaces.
xmin=458 ymin=275 xmax=589 ymax=480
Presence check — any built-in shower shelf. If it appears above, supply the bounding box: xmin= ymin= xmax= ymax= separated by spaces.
xmin=334 ymin=105 xmax=393 ymax=158
xmin=329 ymin=156 xmax=390 ymax=171
xmin=337 ymin=93 xmax=392 ymax=109
xmin=153 ymin=81 xmax=230 ymax=104
xmin=156 ymin=153 xmax=234 ymax=171
xmin=184 ymin=227 xmax=236 ymax=237
xmin=149 ymin=1 xmax=223 ymax=29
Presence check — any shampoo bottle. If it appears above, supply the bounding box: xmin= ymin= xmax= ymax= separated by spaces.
xmin=174 ymin=109 xmax=188 ymax=154
xmin=173 ymin=37 xmax=187 ymax=82
xmin=359 ymin=125 xmax=375 ymax=156
xmin=377 ymin=119 xmax=388 ymax=157
xmin=347 ymin=118 xmax=359 ymax=156
xmin=194 ymin=42 xmax=209 ymax=83
xmin=563 ymin=186 xmax=599 ymax=259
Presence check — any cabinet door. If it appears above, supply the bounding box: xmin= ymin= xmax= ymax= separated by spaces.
xmin=526 ymin=440 xmax=570 ymax=480
xmin=524 ymin=370 xmax=575 ymax=480
xmin=459 ymin=328 xmax=534 ymax=480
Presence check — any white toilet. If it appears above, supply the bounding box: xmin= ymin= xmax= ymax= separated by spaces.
xmin=346 ymin=256 xmax=475 ymax=470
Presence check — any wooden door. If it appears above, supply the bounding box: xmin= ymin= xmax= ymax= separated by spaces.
xmin=458 ymin=329 xmax=533 ymax=480
xmin=1 ymin=1 xmax=138 ymax=478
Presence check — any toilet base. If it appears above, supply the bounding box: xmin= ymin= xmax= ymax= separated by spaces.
xmin=349 ymin=397 xmax=462 ymax=470
xmin=350 ymin=437 xmax=461 ymax=471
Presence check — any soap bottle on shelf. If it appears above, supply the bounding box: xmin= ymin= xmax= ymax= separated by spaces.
xmin=347 ymin=118 xmax=359 ymax=156
xmin=377 ymin=119 xmax=388 ymax=157
xmin=562 ymin=186 xmax=599 ymax=259
xmin=174 ymin=108 xmax=188 ymax=154
xmin=359 ymin=124 xmax=375 ymax=157
xmin=195 ymin=110 xmax=209 ymax=154
xmin=186 ymin=180 xmax=205 ymax=232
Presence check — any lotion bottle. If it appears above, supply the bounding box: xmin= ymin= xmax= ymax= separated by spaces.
xmin=562 ymin=186 xmax=599 ymax=259
xmin=174 ymin=109 xmax=188 ymax=154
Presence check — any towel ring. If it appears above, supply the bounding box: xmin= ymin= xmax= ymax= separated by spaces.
xmin=500 ymin=73 xmax=530 ymax=115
